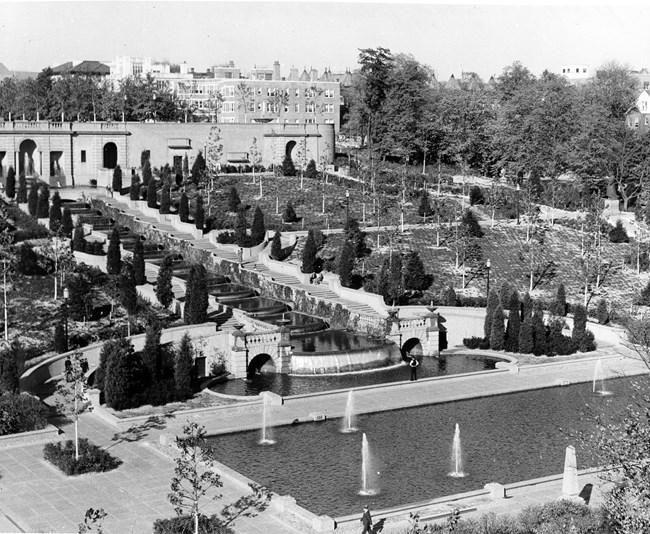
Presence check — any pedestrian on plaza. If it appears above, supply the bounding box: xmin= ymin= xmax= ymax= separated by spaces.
xmin=409 ymin=353 xmax=419 ymax=381
xmin=360 ymin=505 xmax=373 ymax=534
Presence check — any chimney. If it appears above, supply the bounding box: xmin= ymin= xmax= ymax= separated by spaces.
xmin=273 ymin=60 xmax=281 ymax=81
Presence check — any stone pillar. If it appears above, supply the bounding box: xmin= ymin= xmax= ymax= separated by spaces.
xmin=561 ymin=445 xmax=580 ymax=500
xmin=14 ymin=151 xmax=18 ymax=175
xmin=229 ymin=328 xmax=248 ymax=379
xmin=423 ymin=305 xmax=440 ymax=357
xmin=38 ymin=150 xmax=43 ymax=177
xmin=276 ymin=327 xmax=293 ymax=373
xmin=386 ymin=307 xmax=402 ymax=349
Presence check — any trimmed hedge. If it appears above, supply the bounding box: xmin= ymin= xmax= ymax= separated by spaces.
xmin=43 ymin=438 xmax=122 ymax=475
xmin=153 ymin=514 xmax=232 ymax=534
xmin=0 ymin=393 xmax=48 ymax=435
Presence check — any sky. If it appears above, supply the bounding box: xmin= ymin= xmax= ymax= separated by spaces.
xmin=1 ymin=2 xmax=650 ymax=81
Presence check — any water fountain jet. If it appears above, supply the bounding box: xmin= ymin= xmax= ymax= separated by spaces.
xmin=359 ymin=433 xmax=378 ymax=495
xmin=593 ymin=359 xmax=612 ymax=396
xmin=259 ymin=397 xmax=276 ymax=445
xmin=448 ymin=423 xmax=465 ymax=478
xmin=341 ymin=390 xmax=357 ymax=433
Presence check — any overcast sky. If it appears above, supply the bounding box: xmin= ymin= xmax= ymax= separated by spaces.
xmin=1 ymin=2 xmax=649 ymax=81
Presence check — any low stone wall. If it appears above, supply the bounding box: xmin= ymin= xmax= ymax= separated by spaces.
xmin=0 ymin=424 xmax=61 ymax=449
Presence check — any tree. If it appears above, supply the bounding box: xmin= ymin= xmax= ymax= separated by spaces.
xmin=551 ymin=283 xmax=567 ymax=316
xmin=194 ymin=195 xmax=204 ymax=231
xmin=130 ymin=174 xmax=141 ymax=201
xmin=469 ymin=186 xmax=485 ymax=206
xmin=191 ymin=151 xmax=206 ymax=185
xmin=443 ymin=285 xmax=458 ymax=306
xmin=142 ymin=317 xmax=162 ymax=383
xmin=175 ymin=333 xmax=194 ymax=400
xmin=234 ymin=209 xmax=248 ymax=247
xmin=156 ymin=255 xmax=175 ymax=308
xmin=0 ymin=340 xmax=23 ymax=394
xmin=281 ymin=153 xmax=296 ymax=177
xmin=179 ymin=192 xmax=189 ymax=223
xmin=53 ymin=321 xmax=67 ymax=353
xmin=142 ymin=160 xmax=153 ymax=187
xmin=118 ymin=261 xmax=138 ymax=315
xmin=489 ymin=303 xmax=505 ymax=350
xmin=106 ymin=228 xmax=121 ymax=275
xmin=305 ymin=159 xmax=318 ymax=179
xmin=228 ymin=187 xmax=241 ymax=213
xmin=27 ymin=182 xmax=38 ymax=216
xmin=531 ymin=303 xmax=547 ymax=355
xmin=38 ymin=235 xmax=75 ymax=299
xmin=55 ymin=351 xmax=92 ymax=460
xmin=387 ymin=252 xmax=403 ymax=304
xmin=112 ymin=164 xmax=122 ymax=193
xmin=103 ymin=337 xmax=136 ymax=410
xmin=269 ymin=230 xmax=282 ymax=260
xmin=132 ymin=239 xmax=146 ymax=285
xmin=61 ymin=207 xmax=73 ymax=238
xmin=251 ymin=206 xmax=266 ymax=246
xmin=182 ymin=153 xmax=189 ymax=178
xmin=417 ymin=191 xmax=433 ymax=219
xmin=49 ymin=191 xmax=63 ymax=232
xmin=185 ymin=265 xmax=208 ymax=325
xmin=403 ymin=250 xmax=431 ymax=292
xmin=205 ymin=127 xmax=223 ymax=179
xmin=302 ymin=230 xmax=317 ymax=274
xmin=147 ymin=176 xmax=157 ymax=208
xmin=283 ymin=201 xmax=298 ymax=223
xmin=484 ymin=290 xmax=499 ymax=339
xmin=72 ymin=219 xmax=85 ymax=252
xmin=596 ymin=298 xmax=609 ymax=325
xmin=160 ymin=184 xmax=171 ymax=214
xmin=338 ymin=239 xmax=355 ymax=288
xmin=609 ymin=219 xmax=629 ymax=243
xmin=36 ymin=184 xmax=50 ymax=218
xmin=5 ymin=167 xmax=15 ymax=199
xmin=504 ymin=291 xmax=521 ymax=353
xmin=461 ymin=209 xmax=483 ymax=238
xmin=518 ymin=293 xmax=534 ymax=354
xmin=344 ymin=218 xmax=368 ymax=259
xmin=17 ymin=173 xmax=27 ymax=203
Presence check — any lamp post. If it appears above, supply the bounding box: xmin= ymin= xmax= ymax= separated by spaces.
xmin=516 ymin=184 xmax=521 ymax=225
xmin=122 ymin=94 xmax=126 ymax=123
xmin=486 ymin=258 xmax=491 ymax=296
xmin=63 ymin=287 xmax=69 ymax=351
xmin=152 ymin=92 xmax=157 ymax=122
xmin=345 ymin=188 xmax=350 ymax=222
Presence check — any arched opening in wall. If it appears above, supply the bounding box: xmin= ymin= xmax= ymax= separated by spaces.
xmin=247 ymin=353 xmax=276 ymax=376
xmin=103 ymin=142 xmax=118 ymax=169
xmin=19 ymin=139 xmax=37 ymax=177
xmin=402 ymin=337 xmax=424 ymax=360
xmin=285 ymin=140 xmax=296 ymax=160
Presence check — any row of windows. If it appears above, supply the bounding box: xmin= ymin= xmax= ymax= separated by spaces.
xmin=215 ymin=117 xmax=334 ymax=124
xmin=218 ymin=101 xmax=336 ymax=113
xmin=562 ymin=67 xmax=587 ymax=74
xmin=629 ymin=116 xmax=649 ymax=128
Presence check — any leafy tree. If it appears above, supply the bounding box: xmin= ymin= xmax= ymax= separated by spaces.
xmin=106 ymin=228 xmax=121 ymax=275
xmin=175 ymin=333 xmax=194 ymax=400
xmin=112 ymin=164 xmax=122 ymax=193
xmin=283 ymin=201 xmax=298 ymax=223
xmin=344 ymin=218 xmax=368 ymax=259
xmin=160 ymin=184 xmax=171 ymax=214
xmin=61 ymin=207 xmax=73 ymax=238
xmin=489 ymin=303 xmax=505 ymax=350
xmin=103 ymin=337 xmax=136 ymax=410
xmin=228 ymin=187 xmax=241 ymax=213
xmin=142 ymin=160 xmax=153 ymax=187
xmin=281 ymin=153 xmax=296 ymax=177
xmin=338 ymin=239 xmax=355 ymax=288
xmin=49 ymin=191 xmax=62 ymax=232
xmin=191 ymin=151 xmax=206 ymax=185
xmin=36 ymin=184 xmax=50 ymax=218
xmin=147 ymin=177 xmax=157 ymax=208
xmin=142 ymin=317 xmax=163 ymax=383
xmin=194 ymin=195 xmax=204 ymax=231
xmin=609 ymin=219 xmax=629 ymax=243
xmin=67 ymin=272 xmax=95 ymax=321
xmin=130 ymin=174 xmax=141 ymax=201
xmin=504 ymin=291 xmax=521 ymax=353
xmin=132 ymin=239 xmax=146 ymax=285
xmin=179 ymin=192 xmax=189 ymax=223
xmin=484 ymin=290 xmax=499 ymax=339
xmin=118 ymin=261 xmax=138 ymax=315
xmin=5 ymin=167 xmax=15 ymax=199
xmin=305 ymin=159 xmax=318 ymax=179
xmin=302 ymin=230 xmax=318 ymax=274
xmin=531 ymin=302 xmax=547 ymax=355
xmin=0 ymin=340 xmax=23 ymax=394
xmin=156 ymin=255 xmax=175 ymax=308
xmin=461 ymin=209 xmax=483 ymax=238
xmin=17 ymin=173 xmax=27 ymax=203
xmin=27 ymin=182 xmax=38 ymax=216
xmin=251 ymin=206 xmax=266 ymax=246
xmin=551 ymin=283 xmax=567 ymax=316
xmin=403 ymin=250 xmax=430 ymax=292
xmin=269 ymin=230 xmax=282 ymax=260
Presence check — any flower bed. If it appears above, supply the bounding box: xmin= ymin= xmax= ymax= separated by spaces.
xmin=43 ymin=438 xmax=122 ymax=475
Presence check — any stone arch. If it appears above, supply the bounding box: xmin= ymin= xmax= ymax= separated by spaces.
xmin=285 ymin=140 xmax=296 ymax=159
xmin=248 ymin=353 xmax=276 ymax=376
xmin=103 ymin=142 xmax=118 ymax=169
xmin=402 ymin=337 xmax=424 ymax=359
xmin=19 ymin=139 xmax=37 ymax=177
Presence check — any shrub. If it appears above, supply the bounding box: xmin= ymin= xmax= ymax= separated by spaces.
xmin=142 ymin=160 xmax=153 ymax=187
xmin=461 ymin=209 xmax=483 ymax=238
xmin=403 ymin=250 xmax=431 ymax=292
xmin=596 ymin=299 xmax=609 ymax=325
xmin=283 ymin=201 xmax=298 ymax=223
xmin=489 ymin=303 xmax=505 ymax=350
xmin=179 ymin=192 xmax=189 ymax=222
xmin=305 ymin=159 xmax=318 ymax=179
xmin=27 ymin=182 xmax=38 ymax=216
xmin=270 ymin=230 xmax=282 ymax=260
xmin=281 ymin=153 xmax=296 ymax=176
xmin=147 ymin=178 xmax=157 ymax=208
xmin=609 ymin=219 xmax=629 ymax=243
xmin=112 ymin=165 xmax=122 ymax=193
xmin=106 ymin=228 xmax=121 ymax=275
xmin=15 ymin=243 xmax=42 ymax=275
xmin=469 ymin=186 xmax=485 ymax=206
xmin=133 ymin=239 xmax=146 ymax=285
xmin=36 ymin=184 xmax=50 ymax=218
xmin=53 ymin=321 xmax=68 ymax=353
xmin=61 ymin=207 xmax=73 ymax=238
xmin=338 ymin=239 xmax=355 ymax=288
xmin=175 ymin=333 xmax=194 ymax=400
xmin=417 ymin=190 xmax=433 ymax=217
xmin=43 ymin=438 xmax=122 ymax=475
xmin=216 ymin=231 xmax=237 ymax=244
xmin=160 ymin=184 xmax=171 ymax=214
xmin=463 ymin=337 xmax=484 ymax=349
xmin=550 ymin=283 xmax=567 ymax=316
xmin=228 ymin=187 xmax=241 ymax=212
xmin=5 ymin=167 xmax=15 ymax=199
xmin=129 ymin=175 xmax=141 ymax=201
xmin=194 ymin=195 xmax=205 ymax=231
xmin=0 ymin=393 xmax=48 ymax=435
xmin=443 ymin=286 xmax=458 ymax=306
xmin=251 ymin=206 xmax=266 ymax=246
xmin=16 ymin=173 xmax=27 ymax=203
xmin=156 ymin=255 xmax=175 ymax=308
xmin=153 ymin=515 xmax=231 ymax=534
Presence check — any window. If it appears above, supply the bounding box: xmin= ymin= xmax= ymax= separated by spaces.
xmin=324 ymin=118 xmax=334 ymax=124
xmin=635 ymin=117 xmax=640 ymax=128
xmin=257 ymin=102 xmax=263 ymax=111
xmin=222 ymin=102 xmax=235 ymax=113
xmin=306 ymin=118 xmax=315 ymax=124
xmin=575 ymin=68 xmax=579 ymax=73
xmin=284 ymin=104 xmax=289 ymax=113
xmin=562 ymin=68 xmax=566 ymax=73
xmin=81 ymin=150 xmax=86 ymax=163
xmin=305 ymin=88 xmax=316 ymax=98
xmin=132 ymin=62 xmax=143 ymax=76
xmin=295 ymin=89 xmax=300 ymax=98
xmin=583 ymin=68 xmax=587 ymax=73
xmin=257 ymin=88 xmax=262 ymax=95
xmin=645 ymin=117 xmax=649 ymax=126
xmin=264 ymin=73 xmax=272 ymax=80
xmin=324 ymin=103 xmax=334 ymax=113
xmin=325 ymin=89 xmax=334 ymax=98
xmin=266 ymin=102 xmax=278 ymax=113
xmin=220 ymin=117 xmax=235 ymax=123
xmin=294 ymin=103 xmax=300 ymax=113
xmin=642 ymin=101 xmax=648 ymax=112
xmin=222 ymin=86 xmax=234 ymax=97
xmin=305 ymin=102 xmax=315 ymax=113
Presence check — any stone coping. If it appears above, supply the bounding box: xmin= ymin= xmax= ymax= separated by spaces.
xmin=0 ymin=424 xmax=61 ymax=449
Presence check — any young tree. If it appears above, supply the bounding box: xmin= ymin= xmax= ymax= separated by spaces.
xmin=106 ymin=228 xmax=121 ymax=275
xmin=283 ymin=201 xmax=298 ymax=223
xmin=281 ymin=153 xmax=296 ymax=177
xmin=61 ymin=207 xmax=73 ymax=238
xmin=112 ymin=164 xmax=123 ymax=194
xmin=269 ymin=230 xmax=282 ymax=260
xmin=147 ymin=176 xmax=157 ymax=208
xmin=174 ymin=333 xmax=194 ymax=400
xmin=36 ymin=184 xmax=50 ymax=218
xmin=251 ymin=206 xmax=266 ymax=246
xmin=55 ymin=351 xmax=92 ymax=460
xmin=49 ymin=191 xmax=63 ymax=232
xmin=194 ymin=195 xmax=204 ymax=231
xmin=156 ymin=254 xmax=175 ymax=309
xmin=17 ymin=173 xmax=27 ymax=203
xmin=130 ymin=174 xmax=141 ymax=201
xmin=504 ymin=291 xmax=521 ymax=353
xmin=338 ymin=239 xmax=355 ymax=288
xmin=403 ymin=251 xmax=430 ymax=292
xmin=302 ymin=230 xmax=318 ymax=274
xmin=179 ymin=192 xmax=189 ymax=223
xmin=27 ymin=182 xmax=38 ymax=216
xmin=228 ymin=187 xmax=241 ymax=213
xmin=5 ymin=167 xmax=15 ymax=199
xmin=551 ymin=283 xmax=567 ymax=316
xmin=484 ymin=290 xmax=499 ymax=339
xmin=132 ymin=239 xmax=146 ymax=285
xmin=489 ymin=303 xmax=505 ymax=350
xmin=38 ymin=235 xmax=75 ymax=299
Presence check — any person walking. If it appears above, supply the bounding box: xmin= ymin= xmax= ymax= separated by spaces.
xmin=360 ymin=505 xmax=373 ymax=534
xmin=409 ymin=354 xmax=419 ymax=381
